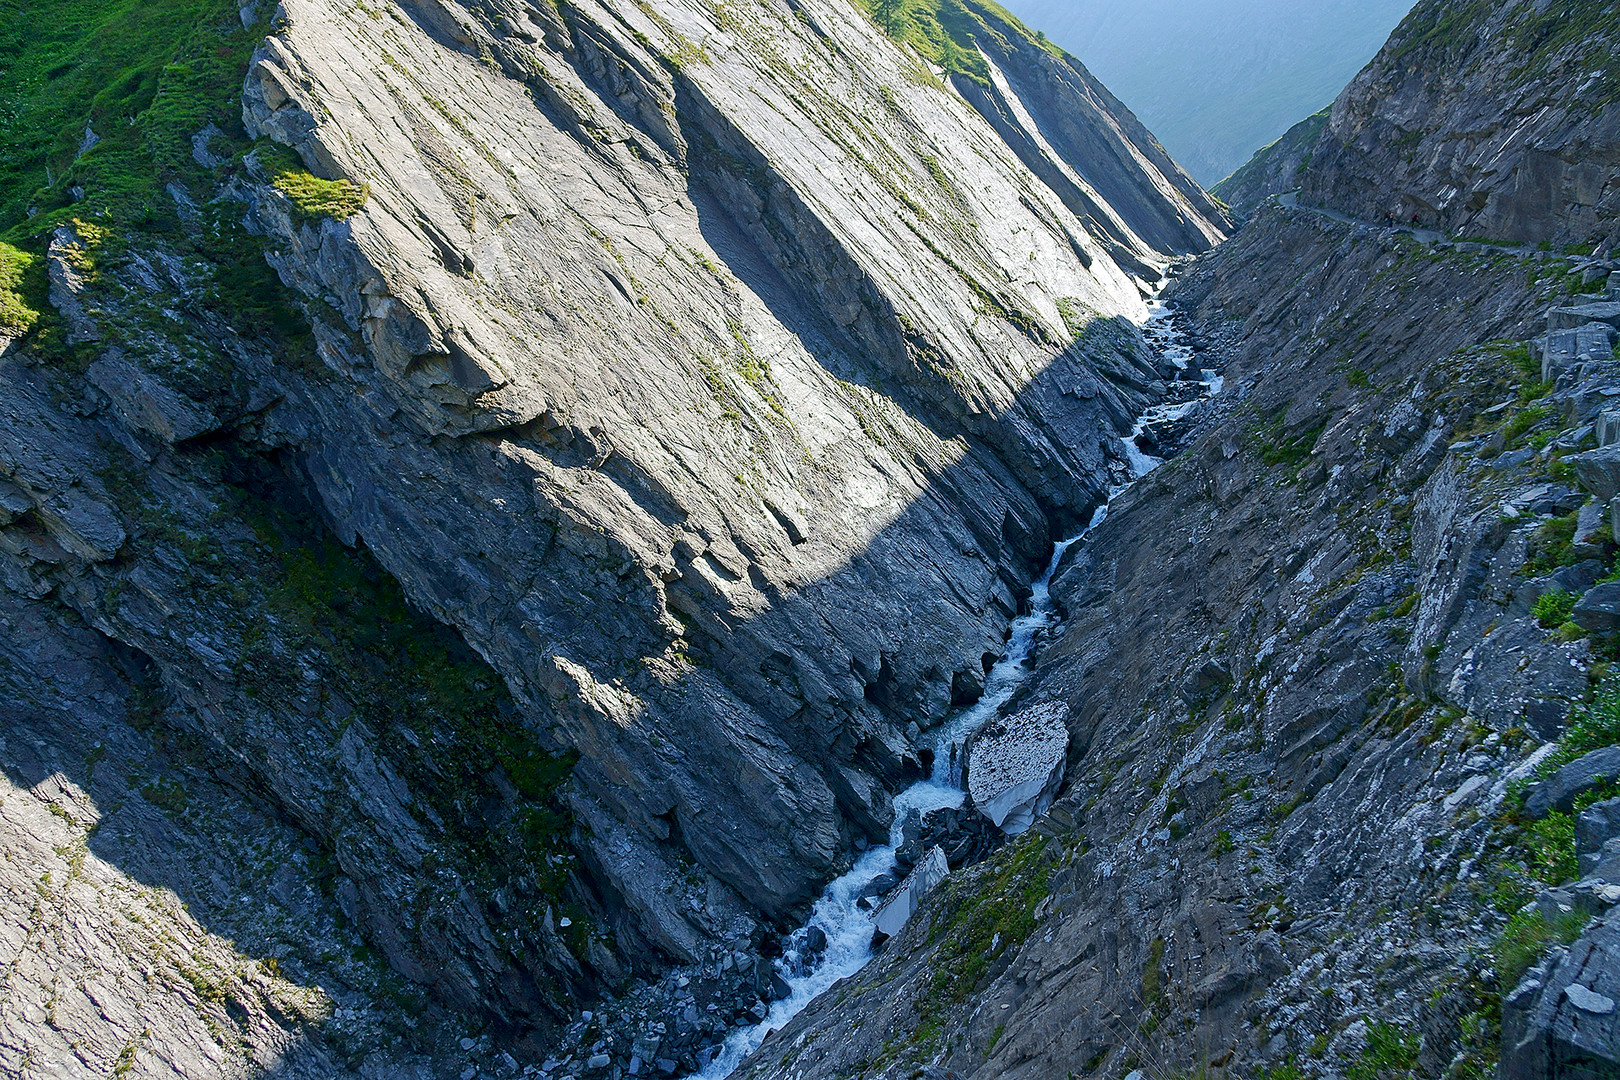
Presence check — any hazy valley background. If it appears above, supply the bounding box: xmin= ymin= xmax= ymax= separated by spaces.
xmin=1000 ymin=0 xmax=1416 ymax=184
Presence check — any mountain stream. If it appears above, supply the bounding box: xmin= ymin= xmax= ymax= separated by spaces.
xmin=698 ymin=286 xmax=1214 ymax=1079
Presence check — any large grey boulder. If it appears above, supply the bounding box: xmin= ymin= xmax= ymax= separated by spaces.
xmin=1527 ymin=746 xmax=1620 ymax=818
xmin=1587 ymin=838 xmax=1620 ymax=886
xmin=1550 ymin=302 xmax=1620 ymax=332
xmin=873 ymin=845 xmax=949 ymax=940
xmin=1575 ymin=447 xmax=1620 ymax=502
xmin=966 ymin=701 xmax=1070 ymax=834
xmin=86 ymin=353 xmax=219 ymax=445
xmin=1575 ymin=500 xmax=1610 ymax=560
xmin=1501 ymin=910 xmax=1620 ymax=1080
xmin=1580 ymin=800 xmax=1620 ymax=876
xmin=1574 ymin=583 xmax=1620 ymax=632
xmin=1541 ymin=322 xmax=1620 ymax=383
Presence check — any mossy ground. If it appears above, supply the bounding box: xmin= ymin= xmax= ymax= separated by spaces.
xmin=884 ymin=834 xmax=1053 ymax=1066
xmin=0 ymin=239 xmax=39 ymax=336
xmin=232 ymin=464 xmax=578 ymax=902
xmin=255 ymin=141 xmax=369 ymax=225
xmin=0 ymin=0 xmax=349 ymax=365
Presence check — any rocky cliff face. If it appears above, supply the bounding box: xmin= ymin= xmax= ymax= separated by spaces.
xmin=0 ymin=0 xmax=1226 ymax=1073
xmin=1223 ymin=0 xmax=1620 ymax=248
xmin=1211 ymin=107 xmax=1328 ymax=218
xmin=740 ymin=203 xmax=1620 ymax=1080
xmin=721 ymin=3 xmax=1620 ymax=1079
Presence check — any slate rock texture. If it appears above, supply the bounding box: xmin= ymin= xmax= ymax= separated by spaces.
xmin=1527 ymin=746 xmax=1620 ymax=818
xmin=0 ymin=0 xmax=1228 ymax=1065
xmin=1503 ymin=912 xmax=1620 ymax=1080
xmin=1302 ymin=0 xmax=1620 ymax=248
xmin=732 ymin=170 xmax=1620 ymax=1080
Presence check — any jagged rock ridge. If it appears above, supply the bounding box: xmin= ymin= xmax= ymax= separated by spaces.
xmin=1222 ymin=0 xmax=1620 ymax=247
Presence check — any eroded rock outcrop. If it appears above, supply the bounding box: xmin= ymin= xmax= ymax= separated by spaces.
xmin=728 ymin=2 xmax=1620 ymax=1062
xmin=1295 ymin=0 xmax=1617 ymax=247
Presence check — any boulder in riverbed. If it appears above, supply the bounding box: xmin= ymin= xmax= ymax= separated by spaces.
xmin=873 ymin=846 xmax=949 ymax=940
xmin=966 ymin=701 xmax=1070 ymax=834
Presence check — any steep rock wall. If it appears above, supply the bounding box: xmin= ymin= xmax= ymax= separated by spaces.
xmin=0 ymin=0 xmax=1227 ymax=1064
xmin=1295 ymin=0 xmax=1620 ymax=247
xmin=735 ymin=203 xmax=1619 ymax=1080
xmin=238 ymin=0 xmax=1145 ymax=929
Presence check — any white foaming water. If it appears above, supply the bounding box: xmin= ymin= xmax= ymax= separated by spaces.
xmin=1123 ymin=287 xmax=1221 ymax=476
xmin=698 ymin=284 xmax=1213 ymax=1079
xmin=695 ymin=525 xmax=1094 ymax=1080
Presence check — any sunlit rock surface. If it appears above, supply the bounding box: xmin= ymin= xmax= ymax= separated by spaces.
xmin=965 ymin=700 xmax=1069 ymax=833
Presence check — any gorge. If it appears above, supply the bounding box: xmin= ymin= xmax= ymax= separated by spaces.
xmin=0 ymin=1 xmax=1618 ymax=1079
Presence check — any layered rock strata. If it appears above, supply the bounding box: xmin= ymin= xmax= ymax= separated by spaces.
xmin=1229 ymin=0 xmax=1620 ymax=248
xmin=735 ymin=201 xmax=1620 ymax=1080
xmin=0 ymin=0 xmax=1227 ymax=1068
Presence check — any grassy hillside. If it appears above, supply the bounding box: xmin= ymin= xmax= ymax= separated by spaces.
xmin=854 ymin=0 xmax=1072 ymax=84
xmin=0 ymin=0 xmax=340 ymax=361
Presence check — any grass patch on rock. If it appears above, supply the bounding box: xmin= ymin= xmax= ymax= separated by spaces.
xmin=1523 ymin=511 xmax=1579 ymax=577
xmin=1495 ymin=908 xmax=1588 ymax=990
xmin=1533 ymin=588 xmax=1576 ymax=629
xmin=0 ymin=240 xmax=40 ymax=337
xmin=904 ymin=834 xmax=1052 ymax=1056
xmin=256 ymin=142 xmax=368 ymax=225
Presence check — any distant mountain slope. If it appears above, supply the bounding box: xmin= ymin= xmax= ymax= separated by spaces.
xmin=1302 ymin=0 xmax=1620 ymax=246
xmin=1212 ymin=107 xmax=1329 ymax=216
xmin=996 ymin=0 xmax=1414 ymax=186
xmin=1221 ymin=0 xmax=1620 ymax=248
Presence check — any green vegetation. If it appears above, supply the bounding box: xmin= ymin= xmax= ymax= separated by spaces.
xmin=1259 ymin=1065 xmax=1306 ymax=1080
xmin=1484 ymin=673 xmax=1620 ymax=990
xmin=0 ymin=0 xmax=321 ymax=368
xmin=1391 ymin=0 xmax=1620 ymax=97
xmin=912 ymin=836 xmax=1052 ymax=1050
xmin=1251 ymin=410 xmax=1323 ymax=473
xmin=1523 ymin=510 xmax=1578 ymax=577
xmin=1524 ymin=810 xmax=1577 ymax=883
xmin=1345 ymin=1021 xmax=1420 ymax=1080
xmin=1140 ymin=935 xmax=1166 ymax=1011
xmin=856 ymin=0 xmax=1069 ymax=84
xmin=1533 ymin=588 xmax=1576 ymax=629
xmin=140 ymin=776 xmax=188 ymax=813
xmin=271 ymin=169 xmax=369 ymax=225
xmin=1554 ymin=674 xmax=1620 ymax=765
xmin=0 ymin=240 xmax=40 ymax=337
xmin=1 ymin=0 xmax=262 ymax=233
xmin=238 ymin=482 xmax=578 ymax=898
xmin=257 ymin=142 xmax=369 ymax=225
xmin=1495 ymin=908 xmax=1588 ymax=989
